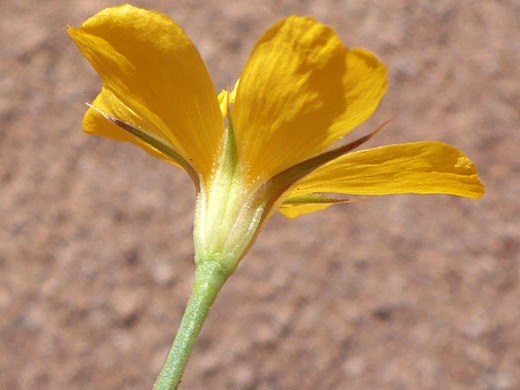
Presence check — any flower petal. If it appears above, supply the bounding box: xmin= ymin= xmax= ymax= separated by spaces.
xmin=68 ymin=5 xmax=224 ymax=179
xmin=288 ymin=142 xmax=484 ymax=198
xmin=278 ymin=202 xmax=334 ymax=219
xmin=232 ymin=16 xmax=348 ymax=182
xmin=232 ymin=16 xmax=387 ymax=183
xmin=85 ymin=87 xmax=176 ymax=164
xmin=332 ymin=48 xmax=388 ymax=141
xmin=279 ymin=194 xmax=362 ymax=218
xmin=86 ymin=100 xmax=200 ymax=187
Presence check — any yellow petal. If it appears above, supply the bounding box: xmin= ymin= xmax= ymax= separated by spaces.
xmin=289 ymin=142 xmax=485 ymax=198
xmin=331 ymin=48 xmax=388 ymax=141
xmin=279 ymin=194 xmax=362 ymax=218
xmin=232 ymin=16 xmax=387 ymax=183
xmin=68 ymin=5 xmax=224 ymax=179
xmin=85 ymin=87 xmax=176 ymax=165
xmin=232 ymin=16 xmax=348 ymax=182
xmin=86 ymin=99 xmax=200 ymax=187
xmin=278 ymin=202 xmax=334 ymax=219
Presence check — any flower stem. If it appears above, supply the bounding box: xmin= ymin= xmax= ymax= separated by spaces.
xmin=153 ymin=260 xmax=231 ymax=390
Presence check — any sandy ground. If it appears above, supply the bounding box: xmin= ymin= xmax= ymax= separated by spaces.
xmin=1 ymin=1 xmax=519 ymax=389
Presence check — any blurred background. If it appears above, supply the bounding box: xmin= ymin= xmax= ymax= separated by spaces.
xmin=1 ymin=1 xmax=519 ymax=389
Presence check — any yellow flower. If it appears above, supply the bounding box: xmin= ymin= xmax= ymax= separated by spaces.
xmin=69 ymin=6 xmax=485 ymax=389
xmin=68 ymin=5 xmax=483 ymax=273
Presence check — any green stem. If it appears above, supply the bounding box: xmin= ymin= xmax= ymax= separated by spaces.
xmin=153 ymin=260 xmax=231 ymax=390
